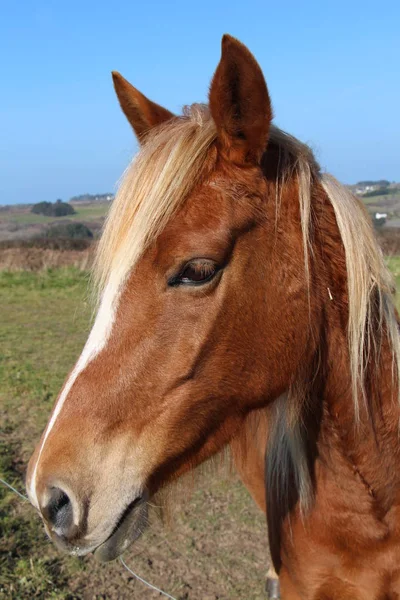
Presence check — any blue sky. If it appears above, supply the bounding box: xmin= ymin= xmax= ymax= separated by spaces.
xmin=1 ymin=0 xmax=399 ymax=205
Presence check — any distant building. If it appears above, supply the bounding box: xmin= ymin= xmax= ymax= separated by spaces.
xmin=69 ymin=193 xmax=115 ymax=203
xmin=355 ymin=186 xmax=378 ymax=195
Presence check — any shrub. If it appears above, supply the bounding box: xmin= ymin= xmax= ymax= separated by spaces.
xmin=0 ymin=237 xmax=93 ymax=251
xmin=373 ymin=215 xmax=386 ymax=229
xmin=45 ymin=222 xmax=93 ymax=239
xmin=363 ymin=188 xmax=393 ymax=198
xmin=31 ymin=200 xmax=76 ymax=217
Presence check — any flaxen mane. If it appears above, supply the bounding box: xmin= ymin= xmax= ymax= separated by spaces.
xmin=93 ymin=106 xmax=217 ymax=299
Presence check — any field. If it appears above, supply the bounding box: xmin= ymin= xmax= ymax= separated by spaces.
xmin=0 ymin=203 xmax=110 ymax=225
xmin=0 ymin=203 xmax=110 ymax=243
xmin=362 ymin=190 xmax=400 ymax=228
xmin=390 ymin=256 xmax=400 ymax=292
xmin=0 ymin=269 xmax=269 ymax=600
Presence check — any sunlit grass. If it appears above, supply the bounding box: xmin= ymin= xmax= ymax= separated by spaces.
xmin=0 ymin=203 xmax=110 ymax=225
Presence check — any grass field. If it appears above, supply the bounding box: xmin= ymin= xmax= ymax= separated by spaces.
xmin=0 ymin=203 xmax=110 ymax=226
xmin=388 ymin=256 xmax=400 ymax=298
xmin=362 ymin=190 xmax=400 ymax=226
xmin=362 ymin=192 xmax=400 ymax=207
xmin=0 ymin=269 xmax=268 ymax=600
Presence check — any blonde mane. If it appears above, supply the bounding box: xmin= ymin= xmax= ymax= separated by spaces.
xmin=93 ymin=105 xmax=217 ymax=299
xmin=94 ymin=104 xmax=400 ymax=500
xmin=321 ymin=175 xmax=400 ymax=415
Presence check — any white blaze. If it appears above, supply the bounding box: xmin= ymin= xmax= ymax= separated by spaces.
xmin=29 ymin=279 xmax=122 ymax=509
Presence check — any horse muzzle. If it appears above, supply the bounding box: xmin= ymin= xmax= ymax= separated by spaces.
xmin=38 ymin=483 xmax=149 ymax=562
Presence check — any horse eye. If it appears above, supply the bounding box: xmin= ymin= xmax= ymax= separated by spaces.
xmin=169 ymin=259 xmax=219 ymax=287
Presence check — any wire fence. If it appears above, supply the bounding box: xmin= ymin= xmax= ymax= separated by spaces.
xmin=0 ymin=476 xmax=177 ymax=600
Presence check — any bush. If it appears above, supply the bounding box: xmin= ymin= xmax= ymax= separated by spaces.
xmin=0 ymin=237 xmax=93 ymax=251
xmin=363 ymin=188 xmax=392 ymax=198
xmin=31 ymin=200 xmax=76 ymax=217
xmin=373 ymin=217 xmax=386 ymax=229
xmin=45 ymin=222 xmax=93 ymax=239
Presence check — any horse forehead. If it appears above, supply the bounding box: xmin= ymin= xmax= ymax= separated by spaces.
xmin=154 ymin=187 xmax=232 ymax=246
xmin=163 ymin=175 xmax=257 ymax=235
xmin=182 ymin=184 xmax=233 ymax=224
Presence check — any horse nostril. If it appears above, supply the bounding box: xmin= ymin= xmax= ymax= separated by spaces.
xmin=45 ymin=487 xmax=74 ymax=537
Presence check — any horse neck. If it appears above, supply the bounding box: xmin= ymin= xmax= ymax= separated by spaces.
xmin=316 ymin=307 xmax=400 ymax=507
xmin=311 ymin=182 xmax=400 ymax=508
xmin=232 ymin=172 xmax=400 ymax=517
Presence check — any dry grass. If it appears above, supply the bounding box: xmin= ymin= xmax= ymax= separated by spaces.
xmin=0 ymin=247 xmax=95 ymax=272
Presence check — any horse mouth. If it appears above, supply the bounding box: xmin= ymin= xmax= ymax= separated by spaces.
xmin=93 ymin=492 xmax=148 ymax=562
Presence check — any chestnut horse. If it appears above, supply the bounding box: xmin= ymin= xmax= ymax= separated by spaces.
xmin=27 ymin=36 xmax=400 ymax=599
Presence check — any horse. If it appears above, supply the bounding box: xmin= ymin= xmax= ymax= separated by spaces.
xmin=26 ymin=35 xmax=400 ymax=599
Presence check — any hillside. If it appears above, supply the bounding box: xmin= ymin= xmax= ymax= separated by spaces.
xmin=0 ymin=201 xmax=110 ymax=243
xmin=0 ymin=183 xmax=399 ymax=245
xmin=346 ymin=181 xmax=400 ymax=229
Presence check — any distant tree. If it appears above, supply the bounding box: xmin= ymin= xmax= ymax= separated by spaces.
xmin=363 ymin=189 xmax=392 ymax=198
xmin=53 ymin=202 xmax=75 ymax=217
xmin=31 ymin=201 xmax=52 ymax=216
xmin=357 ymin=180 xmax=390 ymax=188
xmin=31 ymin=200 xmax=75 ymax=217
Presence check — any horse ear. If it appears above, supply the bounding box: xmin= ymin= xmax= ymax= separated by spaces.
xmin=209 ymin=35 xmax=272 ymax=165
xmin=112 ymin=72 xmax=174 ymax=142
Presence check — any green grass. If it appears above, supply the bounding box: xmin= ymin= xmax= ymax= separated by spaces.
xmin=0 ymin=269 xmax=91 ymax=427
xmin=0 ymin=269 xmax=91 ymax=599
xmin=362 ymin=192 xmax=400 ymax=206
xmin=387 ymin=256 xmax=400 ymax=311
xmin=68 ymin=204 xmax=111 ymax=220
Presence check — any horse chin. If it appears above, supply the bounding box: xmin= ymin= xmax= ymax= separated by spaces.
xmin=93 ymin=493 xmax=149 ymax=563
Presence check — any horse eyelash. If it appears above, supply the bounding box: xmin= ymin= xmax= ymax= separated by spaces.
xmin=168 ymin=260 xmax=218 ymax=287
